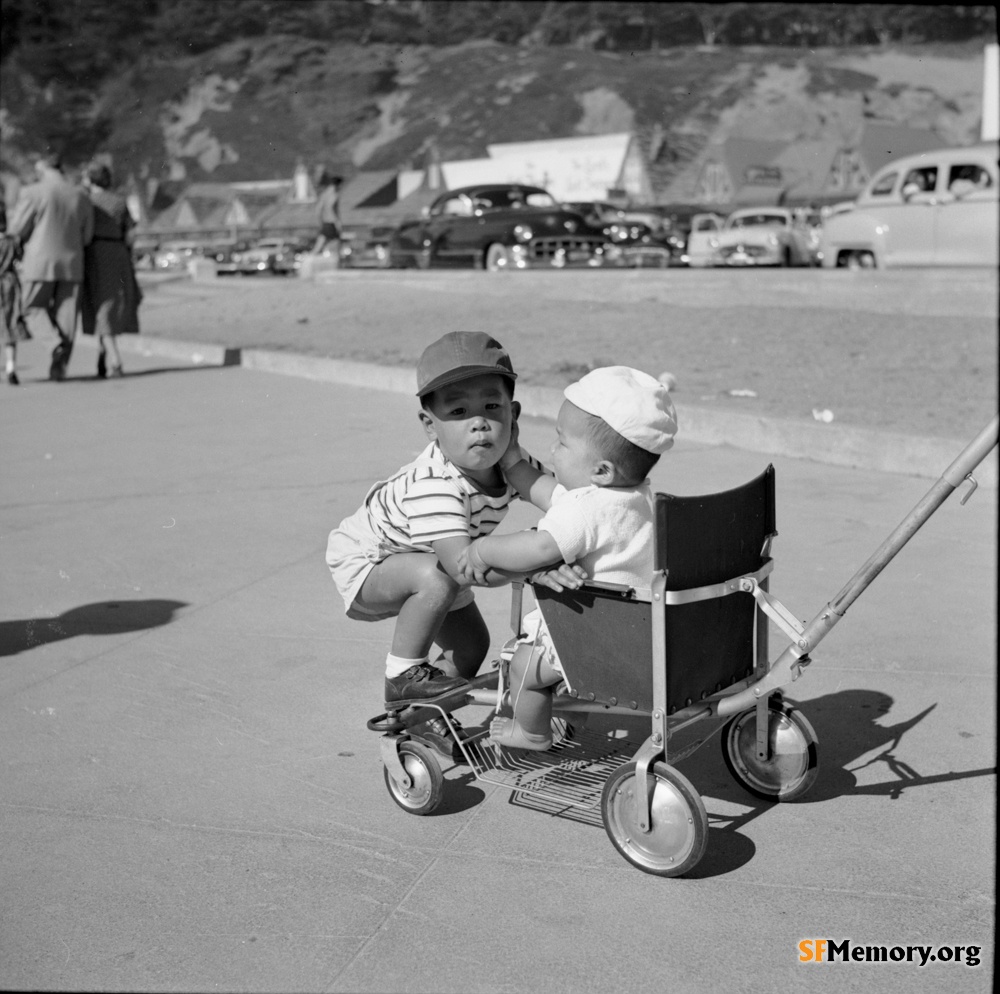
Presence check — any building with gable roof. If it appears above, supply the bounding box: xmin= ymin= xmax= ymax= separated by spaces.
xmin=677 ymin=124 xmax=944 ymax=210
xmin=690 ymin=138 xmax=789 ymax=206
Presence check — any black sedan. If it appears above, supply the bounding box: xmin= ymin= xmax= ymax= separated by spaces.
xmin=388 ymin=185 xmax=617 ymax=271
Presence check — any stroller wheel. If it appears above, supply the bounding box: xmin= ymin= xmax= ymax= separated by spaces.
xmin=383 ymin=740 xmax=444 ymax=815
xmin=722 ymin=701 xmax=818 ymax=801
xmin=601 ymin=761 xmax=708 ymax=877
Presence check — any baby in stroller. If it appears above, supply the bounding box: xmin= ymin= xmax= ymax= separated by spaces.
xmin=457 ymin=366 xmax=677 ymax=749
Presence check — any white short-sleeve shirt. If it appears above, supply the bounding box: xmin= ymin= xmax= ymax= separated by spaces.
xmin=535 ymin=482 xmax=655 ymax=588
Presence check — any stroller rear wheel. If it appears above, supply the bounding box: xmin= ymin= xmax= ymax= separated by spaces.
xmin=383 ymin=740 xmax=444 ymax=815
xmin=722 ymin=701 xmax=818 ymax=801
xmin=601 ymin=761 xmax=708 ymax=876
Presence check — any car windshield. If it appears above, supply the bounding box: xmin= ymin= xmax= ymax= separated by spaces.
xmin=472 ymin=189 xmax=558 ymax=211
xmin=728 ymin=213 xmax=788 ymax=229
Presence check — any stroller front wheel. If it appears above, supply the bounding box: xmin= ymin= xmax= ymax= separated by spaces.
xmin=601 ymin=761 xmax=708 ymax=877
xmin=383 ymin=740 xmax=444 ymax=815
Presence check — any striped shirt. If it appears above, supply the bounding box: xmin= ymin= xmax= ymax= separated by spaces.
xmin=364 ymin=441 xmax=542 ymax=553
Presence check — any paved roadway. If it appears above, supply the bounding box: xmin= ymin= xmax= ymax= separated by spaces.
xmin=1 ymin=334 xmax=995 ymax=992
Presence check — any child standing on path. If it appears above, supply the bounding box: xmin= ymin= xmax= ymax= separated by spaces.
xmin=327 ymin=332 xmax=560 ymax=710
xmin=457 ymin=366 xmax=677 ymax=750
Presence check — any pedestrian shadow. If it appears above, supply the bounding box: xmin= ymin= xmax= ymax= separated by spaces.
xmin=9 ymin=366 xmax=232 ymax=385
xmin=0 ymin=599 xmax=187 ymax=656
xmin=66 ymin=364 xmax=233 ymax=382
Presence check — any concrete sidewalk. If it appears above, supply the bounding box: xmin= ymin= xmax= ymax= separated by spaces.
xmin=1 ymin=337 xmax=995 ymax=993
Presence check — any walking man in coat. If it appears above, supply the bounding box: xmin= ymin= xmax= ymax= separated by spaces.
xmin=11 ymin=150 xmax=94 ymax=380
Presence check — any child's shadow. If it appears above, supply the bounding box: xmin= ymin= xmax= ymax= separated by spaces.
xmin=0 ymin=599 xmax=187 ymax=657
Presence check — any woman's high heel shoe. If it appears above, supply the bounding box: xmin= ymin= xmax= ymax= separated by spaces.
xmin=96 ymin=350 xmax=107 ymax=379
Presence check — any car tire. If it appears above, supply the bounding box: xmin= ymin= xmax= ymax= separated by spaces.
xmin=846 ymin=250 xmax=877 ymax=270
xmin=485 ymin=243 xmax=509 ymax=271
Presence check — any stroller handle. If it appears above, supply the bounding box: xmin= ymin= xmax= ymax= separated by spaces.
xmin=717 ymin=414 xmax=999 ymax=717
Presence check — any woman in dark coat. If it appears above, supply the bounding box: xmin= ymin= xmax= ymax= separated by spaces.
xmin=81 ymin=161 xmax=141 ymax=378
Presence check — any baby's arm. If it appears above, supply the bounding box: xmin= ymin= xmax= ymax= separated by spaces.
xmin=462 ymin=529 xmax=564 ymax=579
xmin=503 ymin=460 xmax=558 ymax=511
xmin=433 ymin=536 xmax=512 ymax=588
xmin=500 ymin=418 xmax=558 ymax=511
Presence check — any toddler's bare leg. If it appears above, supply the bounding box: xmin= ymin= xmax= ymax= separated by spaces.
xmin=356 ymin=553 xmax=464 ymax=659
xmin=488 ymin=642 xmax=564 ymax=750
xmin=510 ymin=643 xmax=561 ymax=736
xmin=433 ymin=602 xmax=490 ymax=679
xmin=488 ymin=716 xmax=551 ymax=751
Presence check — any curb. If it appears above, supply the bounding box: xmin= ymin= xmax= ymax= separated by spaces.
xmin=101 ymin=335 xmax=998 ymax=488
xmin=99 ymin=334 xmax=240 ymax=368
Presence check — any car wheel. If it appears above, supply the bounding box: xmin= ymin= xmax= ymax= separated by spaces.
xmin=846 ymin=250 xmax=877 ymax=270
xmin=485 ymin=243 xmax=509 ymax=271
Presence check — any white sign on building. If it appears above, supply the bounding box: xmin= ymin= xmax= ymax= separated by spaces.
xmin=435 ymin=133 xmax=651 ymax=202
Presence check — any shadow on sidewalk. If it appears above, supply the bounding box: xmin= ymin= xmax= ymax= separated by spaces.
xmin=0 ymin=599 xmax=187 ymax=656
xmin=687 ymin=688 xmax=995 ymax=877
xmin=7 ymin=365 xmax=233 ymax=386
xmin=486 ymin=688 xmax=995 ymax=878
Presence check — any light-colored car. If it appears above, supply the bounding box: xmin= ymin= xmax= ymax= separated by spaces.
xmin=694 ymin=207 xmax=820 ymax=267
xmin=820 ymin=142 xmax=999 ymax=268
xmin=681 ymin=212 xmax=725 ymax=267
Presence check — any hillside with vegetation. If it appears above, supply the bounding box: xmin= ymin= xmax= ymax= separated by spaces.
xmin=0 ymin=2 xmax=995 ymax=208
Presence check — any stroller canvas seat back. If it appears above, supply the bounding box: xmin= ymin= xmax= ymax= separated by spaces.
xmin=533 ymin=466 xmax=776 ymax=715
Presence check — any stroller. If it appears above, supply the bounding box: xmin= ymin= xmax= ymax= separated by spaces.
xmin=368 ymin=417 xmax=998 ymax=876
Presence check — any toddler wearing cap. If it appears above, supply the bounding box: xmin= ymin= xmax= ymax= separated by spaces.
xmin=326 ymin=331 xmax=565 ymax=712
xmin=457 ymin=366 xmax=677 ymax=751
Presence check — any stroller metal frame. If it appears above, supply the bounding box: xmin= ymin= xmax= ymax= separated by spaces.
xmin=368 ymin=415 xmax=998 ymax=877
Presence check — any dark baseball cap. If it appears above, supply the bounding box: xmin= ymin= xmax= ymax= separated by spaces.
xmin=416 ymin=331 xmax=517 ymax=398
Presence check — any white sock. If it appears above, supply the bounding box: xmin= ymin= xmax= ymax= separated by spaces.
xmin=385 ymin=653 xmax=428 ymax=678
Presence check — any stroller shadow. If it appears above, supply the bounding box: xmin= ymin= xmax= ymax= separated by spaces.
xmin=0 ymin=599 xmax=187 ymax=657
xmin=684 ymin=688 xmax=995 ymax=877
xmin=504 ymin=689 xmax=994 ymax=878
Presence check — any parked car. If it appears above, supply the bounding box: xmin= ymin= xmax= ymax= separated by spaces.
xmin=679 ymin=213 xmax=725 ymax=267
xmin=236 ymin=237 xmax=299 ymax=275
xmin=389 ymin=185 xmax=616 ymax=271
xmin=339 ymin=225 xmax=394 ymax=269
xmin=205 ymin=241 xmax=250 ymax=276
xmin=563 ymin=201 xmax=674 ymax=268
xmin=154 ymin=241 xmax=201 ymax=271
xmin=820 ymin=142 xmax=999 ymax=268
xmin=692 ymin=207 xmax=820 ymax=268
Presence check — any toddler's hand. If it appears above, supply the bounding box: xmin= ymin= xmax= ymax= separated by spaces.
xmin=500 ymin=416 xmax=523 ymax=472
xmin=529 ymin=563 xmax=587 ymax=592
xmin=456 ymin=540 xmax=491 ymax=585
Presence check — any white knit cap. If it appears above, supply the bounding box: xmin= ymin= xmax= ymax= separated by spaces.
xmin=564 ymin=366 xmax=678 ymax=454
